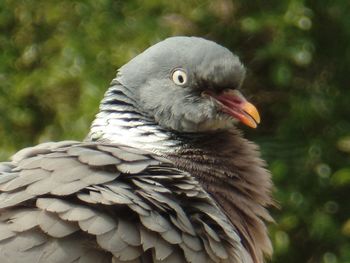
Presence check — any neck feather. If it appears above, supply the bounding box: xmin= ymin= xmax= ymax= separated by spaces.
xmin=88 ymin=81 xmax=182 ymax=152
xmin=88 ymin=81 xmax=273 ymax=263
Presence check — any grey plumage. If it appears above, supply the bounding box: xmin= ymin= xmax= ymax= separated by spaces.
xmin=0 ymin=142 xmax=248 ymax=262
xmin=0 ymin=36 xmax=273 ymax=263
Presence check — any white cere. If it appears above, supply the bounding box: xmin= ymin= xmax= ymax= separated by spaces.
xmin=172 ymin=69 xmax=188 ymax=86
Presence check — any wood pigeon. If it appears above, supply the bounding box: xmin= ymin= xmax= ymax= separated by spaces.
xmin=0 ymin=36 xmax=273 ymax=263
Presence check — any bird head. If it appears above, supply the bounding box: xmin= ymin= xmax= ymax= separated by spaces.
xmin=117 ymin=36 xmax=260 ymax=133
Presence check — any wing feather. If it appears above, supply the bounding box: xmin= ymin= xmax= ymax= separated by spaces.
xmin=0 ymin=141 xmax=247 ymax=262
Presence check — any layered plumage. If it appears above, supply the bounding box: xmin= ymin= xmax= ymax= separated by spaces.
xmin=0 ymin=37 xmax=273 ymax=263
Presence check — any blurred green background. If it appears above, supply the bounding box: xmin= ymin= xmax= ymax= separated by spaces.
xmin=0 ymin=0 xmax=349 ymax=262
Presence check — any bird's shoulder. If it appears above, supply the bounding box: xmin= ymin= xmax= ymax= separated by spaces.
xmin=0 ymin=140 xmax=249 ymax=263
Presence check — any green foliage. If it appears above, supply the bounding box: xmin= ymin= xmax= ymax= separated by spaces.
xmin=0 ymin=0 xmax=349 ymax=262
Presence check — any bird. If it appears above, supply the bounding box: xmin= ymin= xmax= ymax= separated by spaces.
xmin=0 ymin=36 xmax=273 ymax=263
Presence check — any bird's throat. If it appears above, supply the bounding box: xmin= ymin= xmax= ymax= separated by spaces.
xmin=166 ymin=130 xmax=274 ymax=263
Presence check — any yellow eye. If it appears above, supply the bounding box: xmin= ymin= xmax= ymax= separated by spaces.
xmin=172 ymin=69 xmax=187 ymax=86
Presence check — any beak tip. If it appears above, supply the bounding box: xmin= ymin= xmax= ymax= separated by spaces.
xmin=256 ymin=115 xmax=261 ymax=124
xmin=242 ymin=102 xmax=261 ymax=128
xmin=241 ymin=117 xmax=258 ymax=129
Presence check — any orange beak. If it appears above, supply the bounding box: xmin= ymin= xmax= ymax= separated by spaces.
xmin=206 ymin=90 xmax=261 ymax=128
xmin=238 ymin=100 xmax=261 ymax=128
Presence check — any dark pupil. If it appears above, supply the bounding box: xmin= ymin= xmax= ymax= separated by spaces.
xmin=178 ymin=75 xmax=184 ymax=83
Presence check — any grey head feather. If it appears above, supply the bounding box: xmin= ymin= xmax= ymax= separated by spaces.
xmin=116 ymin=36 xmax=246 ymax=132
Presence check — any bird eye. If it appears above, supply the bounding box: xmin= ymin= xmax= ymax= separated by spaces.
xmin=172 ymin=69 xmax=187 ymax=86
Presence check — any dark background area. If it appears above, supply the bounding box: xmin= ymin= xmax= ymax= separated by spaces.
xmin=1 ymin=1 xmax=349 ymax=262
